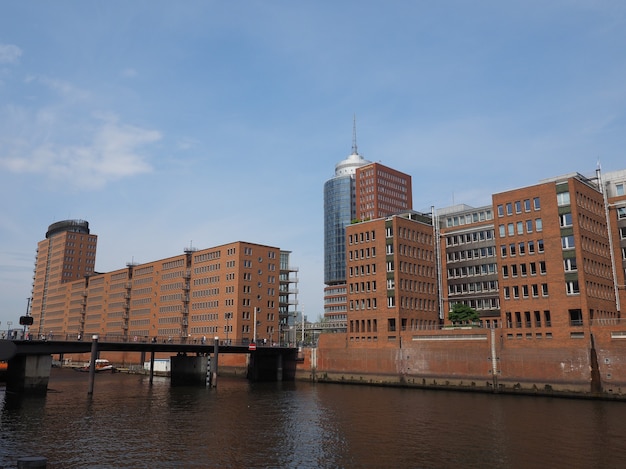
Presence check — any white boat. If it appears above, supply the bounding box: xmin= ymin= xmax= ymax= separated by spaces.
xmin=77 ymin=359 xmax=115 ymax=372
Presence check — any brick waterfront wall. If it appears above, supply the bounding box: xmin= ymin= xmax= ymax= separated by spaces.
xmin=298 ymin=327 xmax=626 ymax=398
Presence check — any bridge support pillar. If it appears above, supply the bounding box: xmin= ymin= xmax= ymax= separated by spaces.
xmin=6 ymin=354 xmax=53 ymax=395
xmin=276 ymin=353 xmax=283 ymax=382
xmin=247 ymin=350 xmax=295 ymax=382
xmin=170 ymin=355 xmax=207 ymax=386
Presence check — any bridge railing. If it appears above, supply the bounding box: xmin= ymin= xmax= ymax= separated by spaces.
xmin=15 ymin=333 xmax=290 ymax=348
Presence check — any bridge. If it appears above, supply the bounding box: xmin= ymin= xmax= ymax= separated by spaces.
xmin=0 ymin=336 xmax=299 ymax=395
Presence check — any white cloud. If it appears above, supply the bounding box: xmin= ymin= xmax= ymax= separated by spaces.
xmin=121 ymin=68 xmax=138 ymax=78
xmin=25 ymin=74 xmax=91 ymax=101
xmin=1 ymin=115 xmax=161 ymax=189
xmin=0 ymin=43 xmax=22 ymax=63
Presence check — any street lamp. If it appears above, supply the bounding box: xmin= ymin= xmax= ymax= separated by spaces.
xmin=253 ymin=307 xmax=257 ymax=344
xmin=225 ymin=312 xmax=231 ymax=344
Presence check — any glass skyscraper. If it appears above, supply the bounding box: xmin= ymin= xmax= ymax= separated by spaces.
xmin=323 ymin=150 xmax=371 ymax=286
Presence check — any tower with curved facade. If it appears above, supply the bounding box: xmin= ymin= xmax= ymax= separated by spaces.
xmin=323 ymin=124 xmax=413 ymax=324
xmin=30 ymin=220 xmax=98 ymax=336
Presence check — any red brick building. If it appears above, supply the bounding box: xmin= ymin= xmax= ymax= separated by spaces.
xmin=30 ymin=225 xmax=297 ymax=345
xmin=355 ymin=162 xmax=412 ymax=221
xmin=324 ymin=160 xmax=413 ymax=325
xmin=493 ymin=173 xmax=618 ymax=340
xmin=30 ymin=220 xmax=97 ymax=337
xmin=345 ymin=212 xmax=438 ymax=346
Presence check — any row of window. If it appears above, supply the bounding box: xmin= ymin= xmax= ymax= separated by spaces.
xmin=349 ymin=246 xmax=377 ymax=260
xmin=501 ymin=239 xmax=544 ymax=257
xmin=399 ymin=278 xmax=439 ymax=293
xmin=503 ymin=283 xmax=549 ymax=299
xmin=348 ymin=230 xmax=376 ymax=244
xmin=451 ymin=298 xmax=499 ymax=311
xmin=447 ymin=264 xmax=498 ymax=278
xmin=445 ymin=210 xmax=493 ymax=227
xmin=497 ymin=197 xmax=541 ymax=217
xmin=505 ymin=310 xmax=552 ymax=328
xmin=446 ymin=246 xmax=496 ymax=263
xmin=447 ymin=281 xmax=499 ymax=295
xmin=349 ymin=263 xmax=376 ymax=276
xmin=445 ymin=229 xmax=494 ymax=246
xmin=502 ymin=261 xmax=547 ymax=277
xmin=392 ymin=243 xmax=434 ymax=261
xmin=498 ymin=218 xmax=543 ymax=237
xmin=349 ymin=281 xmax=377 ymax=293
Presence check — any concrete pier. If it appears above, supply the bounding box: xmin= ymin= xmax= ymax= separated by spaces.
xmin=6 ymin=355 xmax=53 ymax=395
xmin=170 ymin=355 xmax=208 ymax=386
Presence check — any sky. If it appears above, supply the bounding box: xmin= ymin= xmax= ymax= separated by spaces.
xmin=1 ymin=1 xmax=626 ymax=327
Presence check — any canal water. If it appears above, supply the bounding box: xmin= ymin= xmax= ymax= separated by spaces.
xmin=1 ymin=369 xmax=626 ymax=468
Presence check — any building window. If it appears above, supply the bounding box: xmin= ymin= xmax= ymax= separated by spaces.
xmin=535 ymin=219 xmax=543 ymax=232
xmin=541 ymin=284 xmax=549 ymax=296
xmin=539 ymin=261 xmax=547 ymax=274
xmin=515 ymin=201 xmax=522 ymax=214
xmin=566 ymin=281 xmax=580 ymax=295
xmin=544 ymin=310 xmax=551 ymax=327
xmin=557 ymin=192 xmax=570 ymax=206
xmin=618 ymin=207 xmax=626 ymax=219
xmin=497 ymin=205 xmax=504 ymax=217
xmin=499 ymin=225 xmax=506 ymax=237
xmin=525 ymin=220 xmax=533 ymax=233
xmin=559 ymin=213 xmax=573 ymax=227
xmin=617 ymin=183 xmax=625 ymax=196
xmin=506 ymin=203 xmax=513 ymax=215
xmin=508 ymin=223 xmax=514 ymax=236
xmin=519 ymin=242 xmax=525 ymax=255
xmin=509 ymin=243 xmax=516 ymax=256
xmin=561 ymin=235 xmax=575 ymax=250
xmin=538 ymin=239 xmax=544 ymax=252
xmin=517 ymin=221 xmax=524 ymax=235
xmin=524 ymin=199 xmax=531 ymax=212
xmin=502 ymin=265 xmax=509 ymax=277
xmin=532 ymin=284 xmax=539 ymax=297
xmin=533 ymin=197 xmax=541 ymax=210
xmin=564 ymin=258 xmax=577 ymax=271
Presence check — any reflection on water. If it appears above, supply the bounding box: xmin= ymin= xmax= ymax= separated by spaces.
xmin=1 ymin=369 xmax=626 ymax=468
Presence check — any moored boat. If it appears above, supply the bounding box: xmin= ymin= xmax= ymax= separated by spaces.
xmin=76 ymin=359 xmax=116 ymax=373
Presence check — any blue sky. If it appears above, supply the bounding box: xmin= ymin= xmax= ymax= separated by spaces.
xmin=1 ymin=1 xmax=625 ymax=326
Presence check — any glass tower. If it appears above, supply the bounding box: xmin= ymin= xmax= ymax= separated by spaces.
xmin=323 ymin=150 xmax=371 ymax=285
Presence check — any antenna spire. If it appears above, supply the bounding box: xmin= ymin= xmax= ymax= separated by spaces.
xmin=352 ymin=114 xmax=358 ymax=155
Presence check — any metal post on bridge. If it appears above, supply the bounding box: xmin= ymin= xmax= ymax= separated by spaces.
xmin=87 ymin=334 xmax=98 ymax=395
xmin=149 ymin=351 xmax=155 ymax=385
xmin=211 ymin=337 xmax=219 ymax=388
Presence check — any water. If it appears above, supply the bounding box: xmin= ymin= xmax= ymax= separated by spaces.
xmin=2 ymin=369 xmax=626 ymax=468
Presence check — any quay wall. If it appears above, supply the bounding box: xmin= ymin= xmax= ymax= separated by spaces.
xmin=298 ymin=324 xmax=626 ymax=399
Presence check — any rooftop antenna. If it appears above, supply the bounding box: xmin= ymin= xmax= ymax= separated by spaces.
xmin=352 ymin=114 xmax=358 ymax=155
